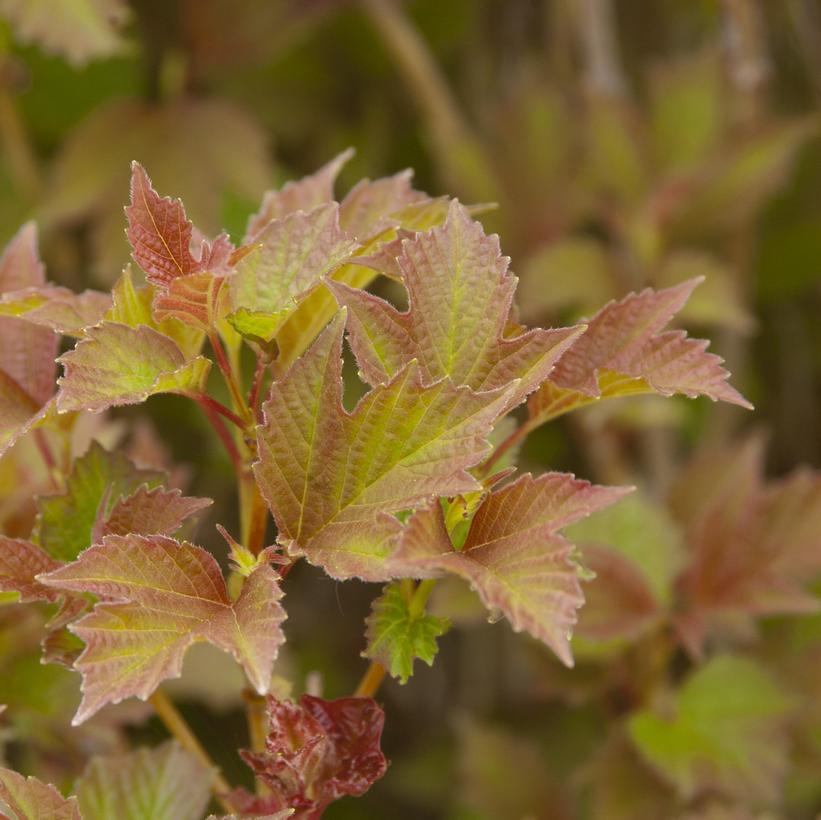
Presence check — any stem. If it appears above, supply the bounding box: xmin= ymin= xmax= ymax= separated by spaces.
xmin=242 ymin=688 xmax=269 ymax=754
xmin=244 ymin=480 xmax=269 ymax=557
xmin=149 ymin=690 xmax=235 ymax=813
xmin=408 ymin=579 xmax=436 ymax=618
xmin=195 ymin=393 xmax=248 ymax=430
xmin=248 ymin=356 xmax=268 ymax=422
xmin=33 ymin=430 xmax=62 ymax=492
xmin=354 ymin=661 xmax=387 ymax=698
xmin=196 ymin=397 xmax=244 ymax=473
xmin=576 ymin=0 xmax=627 ymax=98
xmin=0 ymin=54 xmax=41 ymax=201
xmin=209 ymin=332 xmax=251 ymax=421
xmin=479 ymin=420 xmax=532 ymax=476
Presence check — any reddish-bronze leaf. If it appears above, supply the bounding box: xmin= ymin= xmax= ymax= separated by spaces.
xmin=39 ymin=534 xmax=286 ymax=723
xmin=239 ymin=694 xmax=387 ymax=818
xmin=0 ymin=767 xmax=81 ymax=819
xmin=391 ymin=473 xmax=630 ymax=665
xmin=0 ymin=536 xmax=63 ymax=603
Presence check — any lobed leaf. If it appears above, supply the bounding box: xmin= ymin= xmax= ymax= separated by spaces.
xmin=39 ymin=533 xmax=286 ymax=723
xmin=245 ymin=148 xmax=354 ymax=240
xmin=329 ymin=201 xmax=582 ymax=409
xmin=75 ymin=741 xmax=212 ymax=820
xmin=228 ymin=203 xmax=358 ymax=344
xmin=0 ymin=286 xmax=111 ymax=336
xmin=0 ymin=536 xmax=63 ymax=603
xmin=527 ymin=279 xmax=751 ymax=429
xmin=254 ymin=312 xmax=510 ymax=581
xmin=239 ymin=694 xmax=387 ymax=817
xmin=391 ymin=473 xmax=630 ymax=665
xmin=628 ymin=655 xmax=793 ymax=802
xmin=56 ymin=322 xmax=211 ymax=413
xmin=35 ymin=441 xmax=164 ymax=562
xmin=0 ymin=767 xmax=81 ymax=820
xmin=363 ymin=582 xmax=449 ymax=684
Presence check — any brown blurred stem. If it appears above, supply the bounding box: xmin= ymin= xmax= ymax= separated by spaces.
xmin=0 ymin=55 xmax=41 ymax=202
xmin=354 ymin=661 xmax=388 ymax=698
xmin=149 ymin=690 xmax=235 ymax=812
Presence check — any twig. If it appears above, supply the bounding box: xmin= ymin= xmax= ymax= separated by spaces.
xmin=354 ymin=661 xmax=387 ymax=698
xmin=149 ymin=690 xmax=235 ymax=813
xmin=209 ymin=332 xmax=251 ymax=421
xmin=195 ymin=395 xmax=245 ymax=472
xmin=195 ymin=393 xmax=248 ymax=430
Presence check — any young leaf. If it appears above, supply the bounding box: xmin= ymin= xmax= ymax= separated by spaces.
xmin=39 ymin=534 xmax=286 ymax=723
xmin=363 ymin=583 xmax=449 ymax=684
xmin=126 ymin=162 xmax=205 ymax=288
xmin=628 ymin=655 xmax=793 ymax=802
xmin=245 ymin=148 xmax=354 ymax=240
xmin=0 ymin=0 xmax=130 ymax=65
xmin=56 ymin=322 xmax=211 ymax=413
xmin=35 ymin=441 xmax=164 ymax=562
xmin=0 ymin=286 xmax=111 ymax=336
xmin=239 ymin=694 xmax=387 ymax=816
xmin=670 ymin=437 xmax=821 ymax=654
xmin=391 ymin=473 xmax=631 ymax=665
xmin=75 ymin=741 xmax=212 ymax=820
xmin=0 ymin=223 xmax=58 ymax=408
xmin=90 ymin=485 xmax=212 ymax=543
xmin=0 ymin=767 xmax=81 ymax=820
xmin=0 ymin=536 xmax=63 ymax=603
xmin=228 ymin=203 xmax=358 ymax=343
xmin=527 ymin=279 xmax=751 ymax=428
xmin=0 ymin=371 xmax=43 ymax=456
xmin=328 ymin=201 xmax=582 ymax=408
xmin=254 ymin=312 xmax=509 ymax=581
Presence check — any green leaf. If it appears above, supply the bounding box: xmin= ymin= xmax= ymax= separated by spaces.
xmin=35 ymin=441 xmax=164 ymax=562
xmin=39 ymin=534 xmax=286 ymax=723
xmin=628 ymin=655 xmax=793 ymax=802
xmin=391 ymin=473 xmax=630 ymax=665
xmin=227 ymin=202 xmax=358 ymax=344
xmin=0 ymin=286 xmax=111 ymax=337
xmin=56 ymin=322 xmax=211 ymax=413
xmin=254 ymin=312 xmax=510 ymax=581
xmin=0 ymin=767 xmax=81 ymax=819
xmin=0 ymin=0 xmax=130 ymax=66
xmin=363 ymin=583 xmax=449 ymax=684
xmin=328 ymin=201 xmax=582 ymax=410
xmin=75 ymin=741 xmax=212 ymax=820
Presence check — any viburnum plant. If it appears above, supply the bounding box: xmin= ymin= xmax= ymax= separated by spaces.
xmin=0 ymin=152 xmax=753 ymax=819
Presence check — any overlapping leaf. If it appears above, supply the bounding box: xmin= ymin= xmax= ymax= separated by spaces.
xmin=363 ymin=582 xmax=449 ymax=684
xmin=0 ymin=224 xmax=59 ymax=455
xmin=526 ymin=279 xmax=751 ymax=429
xmin=0 ymin=286 xmax=111 ymax=336
xmin=75 ymin=741 xmax=212 ymax=820
xmin=628 ymin=655 xmax=793 ymax=802
xmin=391 ymin=473 xmax=630 ymax=665
xmin=228 ymin=203 xmax=358 ymax=343
xmin=35 ymin=441 xmax=165 ymax=562
xmin=254 ymin=312 xmax=509 ymax=581
xmin=239 ymin=694 xmax=387 ymax=818
xmin=0 ymin=767 xmax=81 ymax=820
xmin=670 ymin=437 xmax=821 ymax=654
xmin=56 ymin=322 xmax=211 ymax=413
xmin=329 ymin=201 xmax=582 ymax=409
xmin=0 ymin=536 xmax=63 ymax=603
xmin=39 ymin=533 xmax=286 ymax=723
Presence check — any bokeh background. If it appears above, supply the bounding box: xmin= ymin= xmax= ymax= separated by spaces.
xmin=1 ymin=1 xmax=821 ymax=818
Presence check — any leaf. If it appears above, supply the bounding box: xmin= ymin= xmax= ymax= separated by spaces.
xmin=390 ymin=473 xmax=631 ymax=665
xmin=0 ymin=286 xmax=111 ymax=336
xmin=75 ymin=741 xmax=213 ymax=820
xmin=328 ymin=202 xmax=582 ymax=410
xmin=0 ymin=223 xmax=58 ymax=407
xmin=105 ymin=267 xmax=203 ymax=358
xmin=628 ymin=655 xmax=793 ymax=802
xmin=90 ymin=485 xmax=213 ymax=544
xmin=56 ymin=322 xmax=211 ymax=413
xmin=0 ymin=537 xmax=63 ymax=603
xmin=254 ymin=312 xmax=509 ymax=581
xmin=670 ymin=437 xmax=821 ymax=654
xmin=363 ymin=583 xmax=449 ymax=684
xmin=152 ymin=271 xmax=227 ymax=333
xmin=228 ymin=203 xmax=358 ymax=344
xmin=39 ymin=534 xmax=286 ymax=723
xmin=126 ymin=162 xmax=209 ymax=288
xmin=0 ymin=0 xmax=130 ymax=65
xmin=527 ymin=279 xmax=751 ymax=428
xmin=239 ymin=694 xmax=387 ymax=816
xmin=245 ymin=149 xmax=354 ymax=240
xmin=35 ymin=441 xmax=165 ymax=562
xmin=0 ymin=767 xmax=81 ymax=820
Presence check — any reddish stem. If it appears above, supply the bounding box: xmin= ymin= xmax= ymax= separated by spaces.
xmin=249 ymin=356 xmax=268 ymax=422
xmin=479 ymin=420 xmax=531 ymax=476
xmin=195 ymin=396 xmax=244 ymax=472
xmin=209 ymin=331 xmax=250 ymax=420
xmin=195 ymin=393 xmax=248 ymax=430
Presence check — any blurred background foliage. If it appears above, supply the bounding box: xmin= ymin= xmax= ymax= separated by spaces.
xmin=1 ymin=1 xmax=821 ymax=818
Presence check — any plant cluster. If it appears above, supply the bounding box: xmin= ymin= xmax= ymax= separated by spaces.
xmin=0 ymin=152 xmax=777 ymax=818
